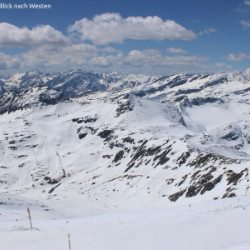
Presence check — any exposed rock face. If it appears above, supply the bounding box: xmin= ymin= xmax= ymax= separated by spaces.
xmin=0 ymin=70 xmax=249 ymax=206
xmin=0 ymin=86 xmax=64 ymax=114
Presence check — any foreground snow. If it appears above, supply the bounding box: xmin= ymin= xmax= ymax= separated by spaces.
xmin=0 ymin=196 xmax=249 ymax=250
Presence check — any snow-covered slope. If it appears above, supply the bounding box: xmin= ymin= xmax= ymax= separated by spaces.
xmin=0 ymin=69 xmax=158 ymax=98
xmin=0 ymin=86 xmax=64 ymax=114
xmin=1 ymin=70 xmax=250 ymax=249
xmin=0 ymin=70 xmax=249 ymax=209
xmin=1 ymin=195 xmax=250 ymax=250
xmin=2 ymin=71 xmax=53 ymax=90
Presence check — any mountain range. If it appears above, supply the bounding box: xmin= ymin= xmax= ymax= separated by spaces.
xmin=0 ymin=69 xmax=249 ymax=208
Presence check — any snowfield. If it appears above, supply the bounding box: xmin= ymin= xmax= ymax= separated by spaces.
xmin=0 ymin=195 xmax=250 ymax=250
xmin=0 ymin=70 xmax=249 ymax=249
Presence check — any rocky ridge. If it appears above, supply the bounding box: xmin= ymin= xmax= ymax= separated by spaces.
xmin=0 ymin=70 xmax=249 ymax=208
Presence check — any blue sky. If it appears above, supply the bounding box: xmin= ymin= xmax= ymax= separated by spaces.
xmin=0 ymin=0 xmax=249 ymax=75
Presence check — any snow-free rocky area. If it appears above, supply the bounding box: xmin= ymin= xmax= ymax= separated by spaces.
xmin=0 ymin=70 xmax=249 ymax=249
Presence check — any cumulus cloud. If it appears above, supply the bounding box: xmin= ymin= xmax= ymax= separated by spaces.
xmin=82 ymin=49 xmax=209 ymax=73
xmin=226 ymin=53 xmax=250 ymax=61
xmin=90 ymin=56 xmax=112 ymax=66
xmin=0 ymin=23 xmax=69 ymax=48
xmin=21 ymin=43 xmax=98 ymax=68
xmin=68 ymin=13 xmax=197 ymax=45
xmin=0 ymin=52 xmax=21 ymax=70
xmin=1 ymin=44 xmax=208 ymax=74
xmin=167 ymin=47 xmax=188 ymax=54
xmin=244 ymin=0 xmax=250 ymax=5
xmin=240 ymin=20 xmax=250 ymax=28
xmin=125 ymin=49 xmax=208 ymax=69
xmin=0 ymin=17 xmax=209 ymax=74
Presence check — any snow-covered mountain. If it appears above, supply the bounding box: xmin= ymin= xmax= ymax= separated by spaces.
xmin=0 ymin=69 xmax=249 ymax=209
xmin=0 ymin=69 xmax=158 ymax=97
xmin=1 ymin=69 xmax=250 ymax=250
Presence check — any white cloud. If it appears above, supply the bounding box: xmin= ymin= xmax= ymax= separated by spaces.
xmin=245 ymin=68 xmax=250 ymax=77
xmin=198 ymin=28 xmax=216 ymax=36
xmin=1 ymin=45 xmax=208 ymax=74
xmin=0 ymin=23 xmax=68 ymax=48
xmin=127 ymin=49 xmax=162 ymax=61
xmin=226 ymin=53 xmax=250 ymax=61
xmin=100 ymin=46 xmax=121 ymax=53
xmin=125 ymin=49 xmax=208 ymax=69
xmin=68 ymin=13 xmax=197 ymax=45
xmin=240 ymin=20 xmax=250 ymax=28
xmin=21 ymin=43 xmax=98 ymax=68
xmin=245 ymin=67 xmax=250 ymax=73
xmin=0 ymin=18 xmax=207 ymax=74
xmin=167 ymin=47 xmax=188 ymax=54
xmin=215 ymin=63 xmax=232 ymax=69
xmin=0 ymin=52 xmax=21 ymax=70
xmin=244 ymin=0 xmax=250 ymax=6
xmin=82 ymin=49 xmax=209 ymax=74
xmin=90 ymin=56 xmax=110 ymax=66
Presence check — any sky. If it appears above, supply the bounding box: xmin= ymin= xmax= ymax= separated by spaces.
xmin=0 ymin=0 xmax=249 ymax=75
